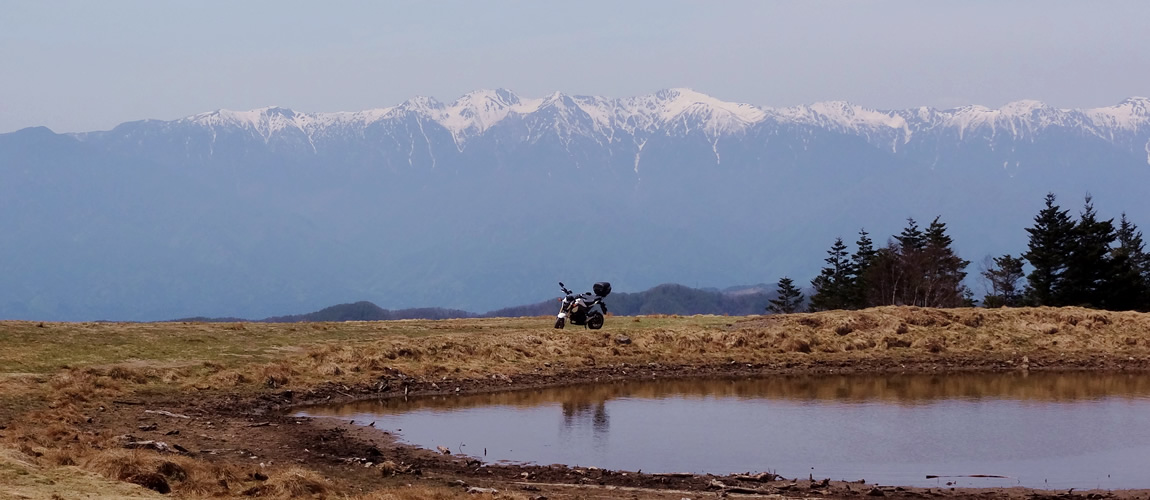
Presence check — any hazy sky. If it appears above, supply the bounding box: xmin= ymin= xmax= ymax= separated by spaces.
xmin=3 ymin=0 xmax=1149 ymax=133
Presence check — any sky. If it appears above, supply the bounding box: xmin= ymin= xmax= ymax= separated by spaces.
xmin=2 ymin=0 xmax=1149 ymax=133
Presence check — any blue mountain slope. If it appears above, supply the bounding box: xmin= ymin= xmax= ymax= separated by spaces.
xmin=3 ymin=90 xmax=1150 ymax=320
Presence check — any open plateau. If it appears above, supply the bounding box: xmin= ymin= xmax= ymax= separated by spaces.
xmin=4 ymin=306 xmax=1150 ymax=499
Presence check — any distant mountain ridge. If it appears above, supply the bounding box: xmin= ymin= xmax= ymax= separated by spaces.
xmin=173 ymin=283 xmax=776 ymax=322
xmin=81 ymin=89 xmax=1150 ymax=150
xmin=5 ymin=89 xmax=1150 ymax=321
xmin=71 ymin=89 xmax=1150 ymax=172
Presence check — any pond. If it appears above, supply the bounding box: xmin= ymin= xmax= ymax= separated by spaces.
xmin=298 ymin=372 xmax=1150 ymax=489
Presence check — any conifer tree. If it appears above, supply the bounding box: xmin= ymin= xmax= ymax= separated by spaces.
xmin=809 ymin=237 xmax=855 ymax=311
xmin=1023 ymin=193 xmax=1075 ymax=306
xmin=894 ymin=218 xmax=929 ymax=306
xmin=1062 ymin=194 xmax=1116 ymax=308
xmin=1110 ymin=213 xmax=1150 ymax=311
xmin=982 ymin=254 xmax=1026 ymax=307
xmin=1116 ymin=213 xmax=1149 ymax=273
xmin=896 ymin=218 xmax=926 ymax=252
xmin=921 ymin=216 xmax=970 ymax=307
xmin=767 ymin=276 xmax=805 ymax=314
xmin=849 ymin=229 xmax=877 ymax=308
xmin=859 ymin=217 xmax=969 ymax=308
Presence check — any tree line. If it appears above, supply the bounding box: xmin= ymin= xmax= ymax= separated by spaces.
xmin=768 ymin=193 xmax=1150 ymax=314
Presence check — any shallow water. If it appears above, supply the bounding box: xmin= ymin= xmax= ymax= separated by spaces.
xmin=299 ymin=372 xmax=1150 ymax=489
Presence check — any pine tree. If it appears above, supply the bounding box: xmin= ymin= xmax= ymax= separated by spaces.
xmin=1116 ymin=213 xmax=1149 ymax=273
xmin=1062 ymin=194 xmax=1116 ymax=308
xmin=894 ymin=218 xmax=929 ymax=306
xmin=1110 ymin=213 xmax=1150 ymax=311
xmin=920 ymin=216 xmax=970 ymax=307
xmin=1023 ymin=193 xmax=1075 ymax=306
xmin=858 ymin=217 xmax=969 ymax=308
xmin=896 ymin=218 xmax=926 ymax=252
xmin=849 ymin=229 xmax=877 ymax=308
xmin=809 ymin=237 xmax=855 ymax=311
xmin=767 ymin=276 xmax=805 ymax=314
xmin=982 ymin=254 xmax=1026 ymax=307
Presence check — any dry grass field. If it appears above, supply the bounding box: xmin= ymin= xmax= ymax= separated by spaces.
xmin=2 ymin=306 xmax=1150 ymax=499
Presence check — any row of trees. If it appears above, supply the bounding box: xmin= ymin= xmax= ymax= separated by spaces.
xmin=768 ymin=193 xmax=1150 ymax=313
xmin=988 ymin=193 xmax=1150 ymax=310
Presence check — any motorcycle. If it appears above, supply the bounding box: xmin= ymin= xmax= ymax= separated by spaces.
xmin=554 ymin=281 xmax=611 ymax=329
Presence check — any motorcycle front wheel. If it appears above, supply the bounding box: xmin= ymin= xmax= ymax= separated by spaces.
xmin=554 ymin=317 xmax=566 ymax=329
xmin=586 ymin=312 xmax=604 ymax=330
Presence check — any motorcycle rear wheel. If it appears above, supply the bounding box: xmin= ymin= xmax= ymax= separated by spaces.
xmin=586 ymin=312 xmax=604 ymax=330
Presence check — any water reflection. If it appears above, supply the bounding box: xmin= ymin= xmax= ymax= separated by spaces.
xmin=299 ymin=372 xmax=1150 ymax=489
xmin=561 ymin=400 xmax=609 ymax=434
xmin=314 ymin=371 xmax=1150 ymax=416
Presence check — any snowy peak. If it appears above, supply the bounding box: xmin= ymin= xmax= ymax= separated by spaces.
xmin=449 ymin=88 xmax=522 ymax=111
xmin=441 ymin=89 xmax=520 ymax=136
xmin=1085 ymin=96 xmax=1150 ymax=131
xmin=942 ymin=100 xmax=1062 ymax=134
xmin=397 ymin=96 xmax=443 ymax=114
xmin=645 ymin=88 xmax=766 ymax=134
xmin=999 ymin=99 xmax=1051 ymax=115
xmin=185 ymin=106 xmax=315 ymax=141
xmin=774 ymin=101 xmax=910 ymax=134
xmin=653 ymin=88 xmax=764 ymax=121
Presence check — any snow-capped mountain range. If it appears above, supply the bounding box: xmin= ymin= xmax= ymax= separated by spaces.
xmin=4 ymin=89 xmax=1150 ymax=321
xmin=139 ymin=88 xmax=1150 ymax=142
xmin=96 ymin=89 xmax=1147 ymax=145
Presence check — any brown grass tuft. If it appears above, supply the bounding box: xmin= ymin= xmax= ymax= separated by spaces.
xmin=962 ymin=313 xmax=984 ymax=328
xmin=378 ymin=460 xmax=398 ymax=476
xmin=83 ymin=449 xmax=150 ymax=481
xmin=126 ymin=472 xmax=170 ymax=494
xmin=207 ymin=370 xmax=249 ymax=387
xmin=157 ymin=460 xmax=187 ymax=481
xmin=317 ymin=362 xmax=344 ymax=376
xmin=917 ymin=337 xmax=947 ymax=353
xmin=76 ymin=448 xmax=241 ymax=495
xmin=261 ymin=362 xmax=296 ymax=388
xmin=782 ymin=338 xmax=812 ymax=353
xmin=106 ymin=366 xmax=150 ymax=384
xmin=46 ymin=447 xmax=78 ymax=466
xmin=160 ymin=369 xmax=182 ymax=383
xmin=263 ymin=467 xmax=332 ymax=496
xmin=883 ymin=336 xmax=912 ymax=349
xmin=797 ymin=316 xmax=822 ymax=328
xmin=18 ymin=442 xmax=43 ymax=458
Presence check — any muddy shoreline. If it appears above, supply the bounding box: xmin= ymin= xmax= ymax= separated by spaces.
xmin=156 ymin=354 xmax=1150 ymax=499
